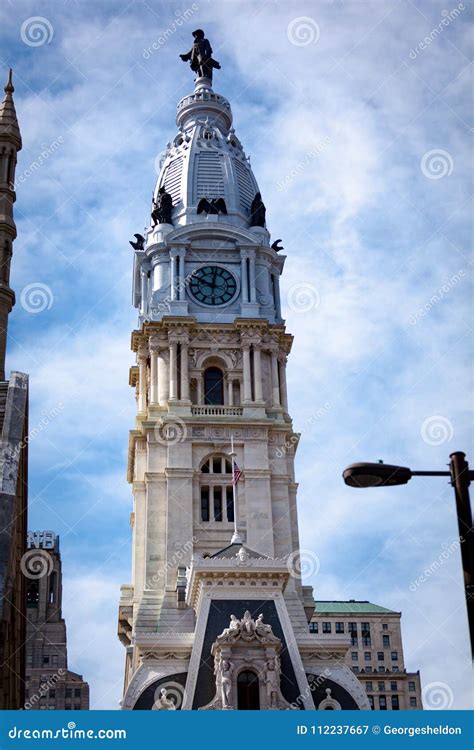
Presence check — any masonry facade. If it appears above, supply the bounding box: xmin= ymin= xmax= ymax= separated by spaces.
xmin=311 ymin=601 xmax=423 ymax=710
xmin=118 ymin=54 xmax=370 ymax=711
xmin=24 ymin=531 xmax=89 ymax=710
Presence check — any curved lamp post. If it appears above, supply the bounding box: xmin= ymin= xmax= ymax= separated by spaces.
xmin=342 ymin=451 xmax=474 ymax=660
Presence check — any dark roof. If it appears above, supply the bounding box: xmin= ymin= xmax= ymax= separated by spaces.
xmin=210 ymin=543 xmax=268 ymax=559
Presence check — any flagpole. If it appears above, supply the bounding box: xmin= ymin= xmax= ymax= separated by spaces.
xmin=229 ymin=434 xmax=242 ymax=545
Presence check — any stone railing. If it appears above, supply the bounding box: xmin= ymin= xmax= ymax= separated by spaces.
xmin=191 ymin=405 xmax=243 ymax=417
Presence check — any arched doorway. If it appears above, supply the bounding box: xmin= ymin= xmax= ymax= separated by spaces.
xmin=237 ymin=670 xmax=260 ymax=710
xmin=204 ymin=366 xmax=224 ymax=405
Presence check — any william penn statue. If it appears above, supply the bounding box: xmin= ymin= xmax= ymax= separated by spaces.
xmin=180 ymin=29 xmax=221 ymax=83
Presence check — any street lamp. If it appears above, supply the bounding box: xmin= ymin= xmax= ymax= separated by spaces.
xmin=343 ymin=452 xmax=474 ymax=661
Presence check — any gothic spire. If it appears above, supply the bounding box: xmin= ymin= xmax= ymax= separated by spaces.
xmin=0 ymin=69 xmax=22 ymax=150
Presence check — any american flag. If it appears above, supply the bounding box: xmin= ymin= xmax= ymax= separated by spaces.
xmin=232 ymin=460 xmax=242 ymax=485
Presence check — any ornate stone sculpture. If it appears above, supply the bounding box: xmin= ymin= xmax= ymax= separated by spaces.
xmin=216 ymin=611 xmax=279 ymax=644
xmin=180 ymin=30 xmax=221 ymax=82
xmin=250 ymin=192 xmax=266 ymax=227
xmin=153 ymin=688 xmax=176 ymax=710
xmin=151 ymin=187 xmax=173 ymax=227
xmin=219 ymin=659 xmax=234 ymax=709
xmin=197 ymin=197 xmax=227 ymax=215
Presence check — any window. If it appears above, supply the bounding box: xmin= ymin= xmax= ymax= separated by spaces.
xmin=364 ymin=652 xmax=371 ymax=661
xmin=348 ymin=622 xmax=357 ymax=645
xmin=390 ymin=682 xmax=397 ymax=691
xmin=361 ymin=622 xmax=370 ymax=634
xmin=410 ymin=697 xmax=417 ymax=707
xmin=226 ymin=486 xmax=234 ymax=523
xmin=362 ymin=637 xmax=371 ymax=647
xmin=409 ymin=681 xmax=416 ymax=692
xmin=335 ymin=622 xmax=344 ymax=633
xmin=49 ymin=691 xmax=56 ymax=700
xmin=237 ymin=670 xmax=260 ymax=710
xmin=365 ymin=666 xmax=373 ymax=673
xmin=378 ymin=666 xmax=385 ymax=673
xmin=51 ymin=655 xmax=58 ymax=668
xmin=351 ymin=652 xmax=358 ymax=661
xmin=368 ymin=695 xmax=374 ymax=709
xmin=383 ymin=635 xmax=390 ymax=648
xmin=391 ymin=651 xmax=398 ymax=661
xmin=26 ymin=580 xmax=39 ymax=608
xmin=377 ymin=652 xmax=384 ymax=661
xmin=352 ymin=666 xmax=359 ymax=673
xmin=309 ymin=622 xmax=318 ymax=634
xmin=74 ymin=689 xmax=81 ymax=698
xmin=66 ymin=689 xmax=72 ymax=698
xmin=322 ymin=622 xmax=331 ymax=633
xmin=213 ymin=486 xmax=222 ymax=522
xmin=378 ymin=682 xmax=385 ymax=691
xmin=43 ymin=656 xmax=50 ymax=665
xmin=366 ymin=682 xmax=373 ymax=692
xmin=379 ymin=695 xmax=387 ymax=710
xmin=200 ymin=486 xmax=210 ymax=522
xmin=382 ymin=623 xmax=388 ymax=630
xmin=391 ymin=695 xmax=399 ymax=710
xmin=204 ymin=367 xmax=224 ymax=405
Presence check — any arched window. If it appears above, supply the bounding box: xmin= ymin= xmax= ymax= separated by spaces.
xmin=204 ymin=367 xmax=224 ymax=405
xmin=200 ymin=456 xmax=234 ymax=523
xmin=237 ymin=670 xmax=260 ymax=710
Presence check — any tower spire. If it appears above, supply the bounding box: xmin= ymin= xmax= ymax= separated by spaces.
xmin=0 ymin=68 xmax=22 ymax=380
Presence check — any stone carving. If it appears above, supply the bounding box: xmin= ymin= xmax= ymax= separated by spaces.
xmin=153 ymin=688 xmax=176 ymax=710
xmin=129 ymin=233 xmax=145 ymax=251
xmin=250 ymin=192 xmax=266 ymax=228
xmin=271 ymin=239 xmax=284 ymax=252
xmin=265 ymin=656 xmax=280 ymax=709
xmin=216 ymin=611 xmax=279 ymax=645
xmin=218 ymin=658 xmax=234 ymax=709
xmin=197 ymin=197 xmax=227 ymax=215
xmin=152 ymin=187 xmax=173 ymax=226
xmin=180 ymin=30 xmax=221 ymax=82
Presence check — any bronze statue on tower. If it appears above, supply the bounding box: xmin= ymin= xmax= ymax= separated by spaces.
xmin=180 ymin=29 xmax=221 ymax=83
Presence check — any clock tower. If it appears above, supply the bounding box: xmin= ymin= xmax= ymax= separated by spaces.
xmin=118 ymin=34 xmax=369 ymax=712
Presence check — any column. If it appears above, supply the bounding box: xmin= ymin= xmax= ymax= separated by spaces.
xmin=227 ymin=378 xmax=233 ymax=406
xmin=271 ymin=351 xmax=280 ymax=407
xmin=180 ymin=340 xmax=189 ymax=400
xmin=140 ymin=270 xmax=148 ymax=316
xmin=241 ymin=253 xmax=249 ymax=303
xmin=273 ymin=273 xmax=282 ymax=318
xmin=197 ymin=374 xmax=203 ymax=406
xmin=157 ymin=348 xmax=169 ymax=405
xmin=178 ymin=250 xmax=187 ymax=301
xmin=253 ymin=345 xmax=263 ymax=402
xmin=137 ymin=347 xmax=147 ymax=414
xmin=249 ymin=255 xmax=257 ymax=303
xmin=169 ymin=341 xmax=178 ymax=400
xmin=242 ymin=346 xmax=252 ymax=402
xmin=149 ymin=341 xmax=158 ymax=404
xmin=170 ymin=253 xmax=177 ymax=301
xmin=279 ymin=356 xmax=288 ymax=412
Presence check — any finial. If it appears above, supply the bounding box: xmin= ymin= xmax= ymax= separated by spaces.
xmin=4 ymin=68 xmax=14 ymax=95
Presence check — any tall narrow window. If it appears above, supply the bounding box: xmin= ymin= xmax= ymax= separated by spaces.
xmin=204 ymin=367 xmax=224 ymax=405
xmin=213 ymin=487 xmax=222 ymax=522
xmin=226 ymin=486 xmax=234 ymax=522
xmin=200 ymin=486 xmax=210 ymax=522
xmin=237 ymin=670 xmax=260 ymax=710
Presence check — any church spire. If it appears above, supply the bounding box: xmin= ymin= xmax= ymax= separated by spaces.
xmin=0 ymin=68 xmax=22 ymax=380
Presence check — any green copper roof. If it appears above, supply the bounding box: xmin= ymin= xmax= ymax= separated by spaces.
xmin=314 ymin=600 xmax=398 ymax=614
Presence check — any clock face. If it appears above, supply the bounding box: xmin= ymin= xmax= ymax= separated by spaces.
xmin=189 ymin=266 xmax=237 ymax=306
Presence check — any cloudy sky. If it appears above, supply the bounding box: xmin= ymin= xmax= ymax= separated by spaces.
xmin=1 ymin=0 xmax=472 ymax=710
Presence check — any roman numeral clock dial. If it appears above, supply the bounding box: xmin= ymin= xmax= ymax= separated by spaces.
xmin=189 ymin=265 xmax=237 ymax=306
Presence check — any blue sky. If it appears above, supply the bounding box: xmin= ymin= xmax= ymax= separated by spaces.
xmin=1 ymin=0 xmax=472 ymax=709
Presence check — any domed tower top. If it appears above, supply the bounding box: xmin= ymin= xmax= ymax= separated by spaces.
xmin=153 ymin=31 xmax=260 ymax=231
